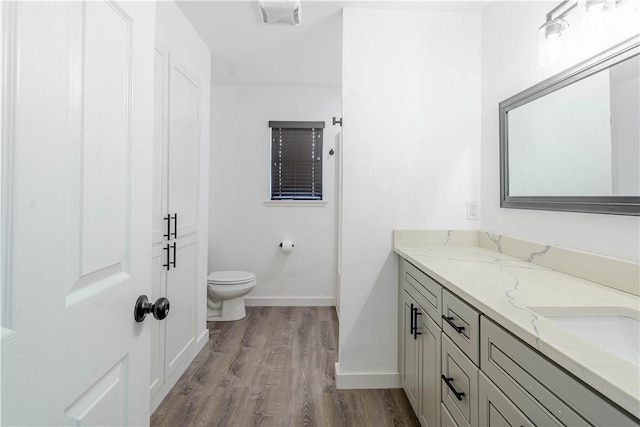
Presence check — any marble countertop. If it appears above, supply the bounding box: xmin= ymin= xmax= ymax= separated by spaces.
xmin=394 ymin=243 xmax=640 ymax=419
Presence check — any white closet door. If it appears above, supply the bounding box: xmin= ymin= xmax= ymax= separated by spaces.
xmin=1 ymin=1 xmax=154 ymax=425
xmin=152 ymin=44 xmax=169 ymax=246
xmin=150 ymin=245 xmax=168 ymax=398
xmin=164 ymin=234 xmax=198 ymax=380
xmin=168 ymin=55 xmax=200 ymax=238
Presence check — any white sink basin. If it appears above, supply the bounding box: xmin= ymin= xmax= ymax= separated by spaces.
xmin=530 ymin=307 xmax=640 ymax=367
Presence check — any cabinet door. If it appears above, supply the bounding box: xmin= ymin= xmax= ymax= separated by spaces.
xmin=480 ymin=317 xmax=634 ymax=426
xmin=164 ymin=235 xmax=198 ymax=380
xmin=419 ymin=312 xmax=441 ymax=427
xmin=402 ymin=291 xmax=420 ymax=414
xmin=398 ymin=260 xmax=407 ymax=386
xmin=168 ymin=54 xmax=200 ymax=238
xmin=150 ymin=245 xmax=168 ymax=397
xmin=479 ymin=372 xmax=535 ymax=427
xmin=442 ymin=334 xmax=478 ymax=427
xmin=441 ymin=403 xmax=459 ymax=427
xmin=152 ymin=43 xmax=169 ymax=246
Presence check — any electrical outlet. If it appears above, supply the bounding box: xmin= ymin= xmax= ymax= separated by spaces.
xmin=466 ymin=201 xmax=479 ymax=220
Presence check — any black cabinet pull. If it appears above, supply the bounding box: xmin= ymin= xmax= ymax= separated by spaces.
xmin=442 ymin=315 xmax=465 ymax=333
xmin=163 ymin=244 xmax=170 ymax=271
xmin=163 ymin=214 xmax=171 ymax=239
xmin=442 ymin=375 xmax=465 ymax=401
xmin=171 ymin=213 xmax=177 ymax=239
xmin=410 ymin=303 xmax=415 ymax=333
xmin=413 ymin=310 xmax=422 ymax=340
xmin=171 ymin=242 xmax=177 ymax=269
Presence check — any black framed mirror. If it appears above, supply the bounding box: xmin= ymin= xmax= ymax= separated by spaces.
xmin=499 ymin=36 xmax=640 ymax=216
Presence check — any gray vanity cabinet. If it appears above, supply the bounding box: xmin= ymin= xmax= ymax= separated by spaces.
xmin=398 ymin=255 xmax=640 ymax=427
xmin=399 ymin=260 xmax=443 ymax=427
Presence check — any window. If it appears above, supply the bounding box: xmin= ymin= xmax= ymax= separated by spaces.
xmin=270 ymin=121 xmax=324 ymax=200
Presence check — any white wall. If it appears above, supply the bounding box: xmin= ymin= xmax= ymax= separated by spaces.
xmin=338 ymin=8 xmax=482 ymax=387
xmin=209 ymin=85 xmax=341 ymax=305
xmin=481 ymin=1 xmax=640 ymax=262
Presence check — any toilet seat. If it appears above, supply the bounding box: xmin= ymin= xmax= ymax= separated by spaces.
xmin=207 ymin=271 xmax=255 ymax=285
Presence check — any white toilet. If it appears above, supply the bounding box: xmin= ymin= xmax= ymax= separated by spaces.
xmin=206 ymin=271 xmax=256 ymax=321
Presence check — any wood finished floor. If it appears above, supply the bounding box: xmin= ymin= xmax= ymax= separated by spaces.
xmin=151 ymin=306 xmax=419 ymax=427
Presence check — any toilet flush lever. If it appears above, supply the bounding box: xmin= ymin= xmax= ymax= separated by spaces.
xmin=134 ymin=295 xmax=170 ymax=322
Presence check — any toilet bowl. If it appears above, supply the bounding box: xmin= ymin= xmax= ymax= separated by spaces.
xmin=207 ymin=271 xmax=256 ymax=321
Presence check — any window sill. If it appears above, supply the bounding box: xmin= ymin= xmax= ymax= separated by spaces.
xmin=264 ymin=200 xmax=328 ymax=207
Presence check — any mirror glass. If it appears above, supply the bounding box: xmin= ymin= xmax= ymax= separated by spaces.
xmin=500 ymin=38 xmax=640 ymax=215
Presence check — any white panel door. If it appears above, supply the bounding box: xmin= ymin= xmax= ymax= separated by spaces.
xmin=1 ymin=1 xmax=155 ymax=425
xmin=164 ymin=234 xmax=198 ymax=380
xmin=152 ymin=43 xmax=169 ymax=247
xmin=168 ymin=55 xmax=200 ymax=238
xmin=150 ymin=245 xmax=168 ymax=398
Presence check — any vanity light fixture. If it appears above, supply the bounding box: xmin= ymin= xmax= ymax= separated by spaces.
xmin=538 ymin=0 xmax=634 ymax=65
xmin=540 ymin=0 xmax=632 ymax=40
xmin=578 ymin=0 xmax=617 ymax=12
xmin=539 ymin=1 xmax=576 ymax=40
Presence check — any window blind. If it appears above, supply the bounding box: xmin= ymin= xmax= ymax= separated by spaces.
xmin=270 ymin=121 xmax=324 ymax=200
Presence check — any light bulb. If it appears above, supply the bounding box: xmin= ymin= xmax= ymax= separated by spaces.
xmin=539 ymin=18 xmax=569 ymax=39
xmin=579 ymin=0 xmax=616 ymax=11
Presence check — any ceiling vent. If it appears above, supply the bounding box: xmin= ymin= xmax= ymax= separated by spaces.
xmin=258 ymin=0 xmax=301 ymax=25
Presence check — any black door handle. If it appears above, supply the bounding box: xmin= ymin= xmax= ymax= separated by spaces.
xmin=163 ymin=244 xmax=170 ymax=271
xmin=410 ymin=303 xmax=415 ymax=333
xmin=442 ymin=375 xmax=465 ymax=401
xmin=442 ymin=315 xmax=465 ymax=333
xmin=163 ymin=214 xmax=171 ymax=239
xmin=134 ymin=295 xmax=170 ymax=322
xmin=413 ymin=310 xmax=421 ymax=340
xmin=171 ymin=213 xmax=177 ymax=239
xmin=171 ymin=243 xmax=176 ymax=269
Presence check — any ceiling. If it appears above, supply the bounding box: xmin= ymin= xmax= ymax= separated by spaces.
xmin=176 ymin=0 xmax=490 ymax=86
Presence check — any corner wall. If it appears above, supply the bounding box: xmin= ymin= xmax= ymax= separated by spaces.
xmin=481 ymin=1 xmax=640 ymax=262
xmin=209 ymin=85 xmax=341 ymax=306
xmin=338 ymin=8 xmax=482 ymax=387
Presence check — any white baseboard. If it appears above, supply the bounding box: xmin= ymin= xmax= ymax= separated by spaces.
xmin=196 ymin=328 xmax=209 ymax=346
xmin=334 ymin=362 xmax=401 ymax=389
xmin=150 ymin=330 xmax=209 ymax=413
xmin=245 ymin=296 xmax=335 ymax=307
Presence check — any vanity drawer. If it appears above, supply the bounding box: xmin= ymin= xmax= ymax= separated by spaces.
xmin=481 ymin=317 xmax=639 ymax=427
xmin=479 ymin=371 xmax=558 ymax=427
xmin=442 ymin=334 xmax=478 ymax=427
xmin=442 ymin=289 xmax=480 ymax=365
xmin=404 ymin=260 xmax=442 ymax=326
